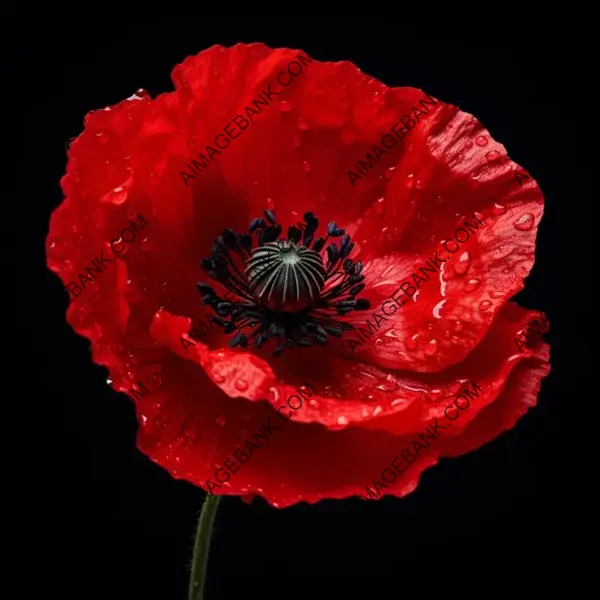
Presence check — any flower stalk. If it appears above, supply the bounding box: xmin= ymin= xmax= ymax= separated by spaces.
xmin=188 ymin=494 xmax=221 ymax=600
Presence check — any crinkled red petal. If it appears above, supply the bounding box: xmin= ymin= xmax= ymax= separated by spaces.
xmin=151 ymin=302 xmax=548 ymax=436
xmin=139 ymin=313 xmax=548 ymax=506
xmin=45 ymin=43 xmax=550 ymax=506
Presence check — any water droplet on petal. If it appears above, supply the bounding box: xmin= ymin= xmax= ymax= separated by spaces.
xmin=375 ymin=375 xmax=399 ymax=392
xmin=309 ymin=399 xmax=320 ymax=409
xmin=303 ymin=161 xmax=311 ymax=172
xmin=103 ymin=185 xmax=129 ymax=205
xmin=464 ymin=278 xmax=481 ymax=292
xmin=405 ymin=335 xmax=419 ymax=351
xmin=465 ymin=141 xmax=473 ymax=149
xmin=390 ymin=398 xmax=404 ymax=408
xmin=514 ymin=213 xmax=534 ymax=231
xmin=213 ymin=370 xmax=226 ymax=383
xmin=480 ymin=300 xmax=492 ymax=312
xmin=373 ymin=406 xmax=383 ymax=416
xmin=280 ymin=100 xmax=293 ymax=112
xmin=337 ymin=415 xmax=349 ymax=426
xmin=453 ymin=251 xmax=472 ymax=276
xmin=424 ymin=338 xmax=439 ymax=357
xmin=475 ymin=135 xmax=488 ymax=147
xmin=235 ymin=379 xmax=249 ymax=392
xmin=490 ymin=290 xmax=505 ymax=299
xmin=486 ymin=150 xmax=501 ymax=162
xmin=493 ymin=203 xmax=507 ymax=215
xmin=454 ymin=320 xmax=463 ymax=332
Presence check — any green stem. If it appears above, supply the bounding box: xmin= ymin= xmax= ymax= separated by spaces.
xmin=188 ymin=494 xmax=221 ymax=600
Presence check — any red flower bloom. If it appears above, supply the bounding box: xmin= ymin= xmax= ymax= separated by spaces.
xmin=46 ymin=43 xmax=550 ymax=508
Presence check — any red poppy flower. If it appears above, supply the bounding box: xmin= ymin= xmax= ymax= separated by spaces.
xmin=46 ymin=43 xmax=550 ymax=508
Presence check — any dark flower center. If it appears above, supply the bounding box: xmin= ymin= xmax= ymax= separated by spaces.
xmin=198 ymin=210 xmax=370 ymax=356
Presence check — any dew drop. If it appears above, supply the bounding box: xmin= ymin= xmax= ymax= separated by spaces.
xmin=337 ymin=415 xmax=349 ymax=426
xmin=280 ymin=100 xmax=293 ymax=112
xmin=480 ymin=300 xmax=492 ymax=312
xmin=103 ymin=185 xmax=128 ymax=206
xmin=486 ymin=150 xmax=501 ymax=162
xmin=212 ymin=368 xmax=226 ymax=383
xmin=390 ymin=398 xmax=404 ymax=408
xmin=303 ymin=161 xmax=311 ymax=172
xmin=454 ymin=320 xmax=464 ymax=332
xmin=424 ymin=338 xmax=439 ymax=357
xmin=475 ymin=135 xmax=488 ymax=147
xmin=453 ymin=252 xmax=472 ymax=276
xmin=235 ymin=378 xmax=249 ymax=391
xmin=309 ymin=399 xmax=320 ymax=409
xmin=405 ymin=335 xmax=419 ymax=351
xmin=373 ymin=406 xmax=383 ymax=416
xmin=464 ymin=278 xmax=481 ymax=292
xmin=493 ymin=203 xmax=507 ymax=215
xmin=514 ymin=213 xmax=534 ymax=231
xmin=384 ymin=329 xmax=401 ymax=339
xmin=466 ymin=141 xmax=473 ymax=149
xmin=375 ymin=375 xmax=399 ymax=392
xmin=490 ymin=290 xmax=505 ymax=299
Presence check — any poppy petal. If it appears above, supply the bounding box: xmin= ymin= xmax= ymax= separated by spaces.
xmin=151 ymin=304 xmax=549 ymax=439
xmin=343 ymin=196 xmax=542 ymax=372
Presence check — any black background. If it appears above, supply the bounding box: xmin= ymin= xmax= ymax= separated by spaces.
xmin=4 ymin=9 xmax=590 ymax=600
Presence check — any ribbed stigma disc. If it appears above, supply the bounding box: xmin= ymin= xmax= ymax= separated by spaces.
xmin=245 ymin=240 xmax=326 ymax=311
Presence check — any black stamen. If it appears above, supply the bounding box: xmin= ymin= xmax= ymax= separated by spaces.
xmin=288 ymin=226 xmax=303 ymax=244
xmin=198 ymin=208 xmax=371 ymax=355
xmin=249 ymin=218 xmax=266 ymax=232
xmin=264 ymin=210 xmax=277 ymax=224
